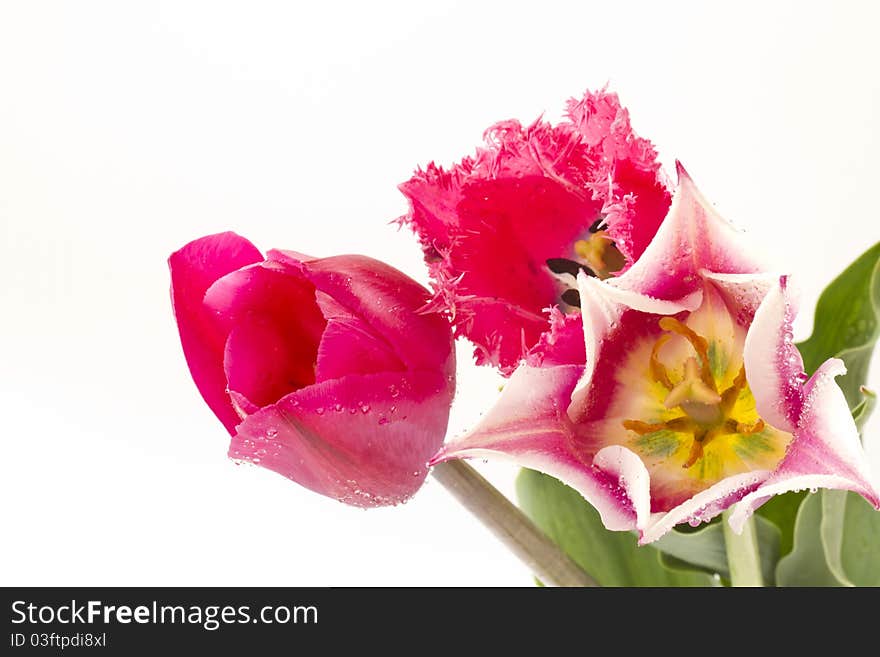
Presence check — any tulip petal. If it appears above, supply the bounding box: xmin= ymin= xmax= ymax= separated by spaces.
xmin=268 ymin=252 xmax=455 ymax=378
xmin=592 ymin=444 xmax=652 ymax=532
xmin=204 ymin=261 xmax=327 ymax=412
xmin=566 ymin=91 xmax=671 ymax=265
xmin=743 ymin=276 xmax=805 ymax=433
xmin=312 ymin=293 xmax=406 ymax=381
xmin=525 ymin=308 xmax=586 ymax=368
xmin=169 ymin=232 xmax=262 ymax=433
xmin=402 ymin=157 xmax=600 ymax=373
xmin=454 ymin=298 xmax=550 ymax=374
xmin=431 ymin=364 xmax=638 ymax=531
xmin=728 ymin=358 xmax=880 ymax=532
xmin=599 ymin=160 xmax=672 ymax=267
xmin=230 ymin=370 xmax=452 ymax=507
xmin=609 ymin=163 xmax=766 ymax=304
xmin=700 ymin=270 xmax=778 ymax=326
xmin=639 ymin=471 xmax=769 ymax=544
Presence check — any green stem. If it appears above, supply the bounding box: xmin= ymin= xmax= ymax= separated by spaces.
xmin=431 ymin=461 xmax=597 ymax=587
xmin=722 ymin=509 xmax=764 ymax=587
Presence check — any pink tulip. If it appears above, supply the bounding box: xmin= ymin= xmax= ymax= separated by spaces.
xmin=399 ymin=89 xmax=671 ymax=374
xmin=431 ymin=164 xmax=880 ymax=542
xmin=169 ymin=232 xmax=455 ymax=507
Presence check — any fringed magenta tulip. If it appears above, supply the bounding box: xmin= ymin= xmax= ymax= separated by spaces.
xmin=399 ymin=89 xmax=670 ymax=374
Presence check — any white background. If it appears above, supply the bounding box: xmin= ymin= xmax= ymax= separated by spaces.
xmin=2 ymin=0 xmax=879 ymax=586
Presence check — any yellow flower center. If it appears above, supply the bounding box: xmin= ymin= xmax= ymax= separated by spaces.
xmin=587 ymin=285 xmax=792 ymax=509
xmin=622 ymin=317 xmax=768 ymax=472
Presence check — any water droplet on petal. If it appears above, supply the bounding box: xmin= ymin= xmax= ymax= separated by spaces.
xmin=266 ymin=429 xmax=278 ymax=439
xmin=360 ymin=404 xmax=370 ymax=413
xmin=316 ymin=407 xmax=325 ymax=415
xmin=378 ymin=417 xmax=389 ymax=425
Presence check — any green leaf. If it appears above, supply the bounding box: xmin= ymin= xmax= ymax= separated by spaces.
xmin=851 ymin=387 xmax=877 ymax=437
xmin=755 ymin=491 xmax=806 ymax=558
xmin=796 ymin=241 xmax=880 ymax=406
xmin=820 ymin=490 xmax=880 ymax=586
xmin=815 ymin=394 xmax=880 ymax=585
xmin=516 ymin=469 xmax=715 ymax=587
xmin=776 ymin=493 xmax=846 ymax=586
xmin=775 ymin=490 xmax=880 ymax=587
xmin=820 ymin=490 xmax=855 ymax=586
xmin=653 ymin=516 xmax=781 ymax=584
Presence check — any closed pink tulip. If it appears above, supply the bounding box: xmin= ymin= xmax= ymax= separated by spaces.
xmin=169 ymin=232 xmax=455 ymax=507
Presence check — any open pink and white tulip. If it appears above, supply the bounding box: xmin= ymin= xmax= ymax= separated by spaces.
xmin=399 ymin=89 xmax=671 ymax=374
xmin=431 ymin=164 xmax=880 ymax=542
xmin=170 ymin=232 xmax=455 ymax=507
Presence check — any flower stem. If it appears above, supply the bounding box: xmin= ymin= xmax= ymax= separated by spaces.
xmin=431 ymin=460 xmax=597 ymax=587
xmin=721 ymin=509 xmax=764 ymax=587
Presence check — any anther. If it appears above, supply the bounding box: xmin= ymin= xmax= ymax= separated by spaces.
xmin=561 ymin=288 xmax=581 ymax=308
xmin=736 ymin=419 xmax=765 ymax=435
xmin=546 ymin=258 xmax=595 ymax=278
xmin=622 ymin=420 xmax=668 ymax=435
xmin=650 ymin=334 xmax=673 ymax=389
xmin=720 ymin=365 xmax=748 ymax=413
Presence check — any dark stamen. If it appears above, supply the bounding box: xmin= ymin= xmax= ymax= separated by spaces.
xmin=588 ymin=217 xmax=606 ymax=233
xmin=546 ymin=258 xmax=597 ymax=278
xmin=546 ymin=258 xmax=581 ymax=277
xmin=561 ymin=289 xmax=581 ymax=308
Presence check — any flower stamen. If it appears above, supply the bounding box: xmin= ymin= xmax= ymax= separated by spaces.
xmin=720 ymin=366 xmax=748 ymax=414
xmin=682 ymin=428 xmax=713 ymax=469
xmin=623 ymin=324 xmax=773 ymax=474
xmin=650 ymin=334 xmax=674 ymax=390
xmin=736 ymin=419 xmax=765 ymax=435
xmin=573 ymin=231 xmax=625 ymax=280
